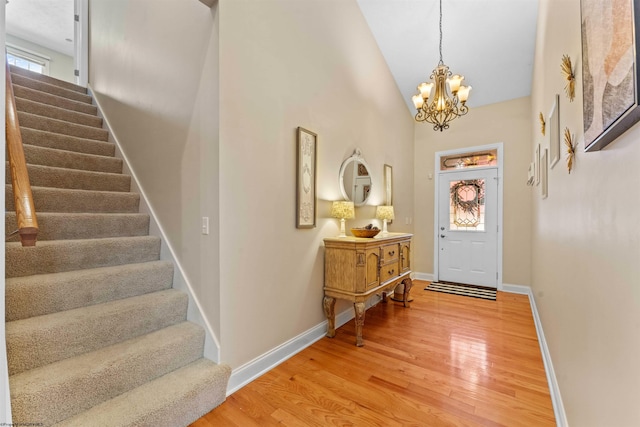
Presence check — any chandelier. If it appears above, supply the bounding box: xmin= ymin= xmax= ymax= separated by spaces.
xmin=411 ymin=0 xmax=471 ymax=131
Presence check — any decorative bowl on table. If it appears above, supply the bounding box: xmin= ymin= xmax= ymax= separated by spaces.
xmin=350 ymin=227 xmax=380 ymax=238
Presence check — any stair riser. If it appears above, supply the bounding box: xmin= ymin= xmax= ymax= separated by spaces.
xmin=6 ymin=185 xmax=140 ymax=214
xmin=13 ymin=84 xmax=97 ymax=115
xmin=5 ymin=185 xmax=140 ymax=213
xmin=10 ymin=322 xmax=204 ymax=426
xmin=20 ymin=128 xmax=115 ymax=157
xmin=7 ymin=290 xmax=188 ymax=375
xmin=6 ymin=164 xmax=131 ymax=192
xmin=23 ymin=144 xmax=123 ymax=174
xmin=19 ymin=112 xmax=109 ymax=142
xmin=10 ymin=65 xmax=88 ymax=94
xmin=6 ymin=213 xmax=149 ymax=241
xmin=6 ymin=261 xmax=174 ymax=321
xmin=6 ymin=236 xmax=161 ymax=278
xmin=15 ymin=97 xmax=103 ymax=128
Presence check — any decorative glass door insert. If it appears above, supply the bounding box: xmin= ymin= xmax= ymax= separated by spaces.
xmin=449 ymin=179 xmax=485 ymax=231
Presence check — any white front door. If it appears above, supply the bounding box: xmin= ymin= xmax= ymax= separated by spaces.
xmin=437 ymin=168 xmax=498 ymax=288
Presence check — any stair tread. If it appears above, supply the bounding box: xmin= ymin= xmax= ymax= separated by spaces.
xmin=15 ymin=96 xmax=103 ymax=128
xmin=6 ymin=185 xmax=141 ymax=213
xmin=9 ymin=163 xmax=131 ymax=192
xmin=10 ymin=73 xmax=92 ymax=103
xmin=12 ymin=84 xmax=97 ymax=115
xmin=23 ymin=144 xmax=122 ymax=174
xmin=6 ymin=235 xmax=161 ymax=278
xmin=19 ymin=112 xmax=109 ymax=142
xmin=20 ymin=128 xmax=115 ymax=157
xmin=5 ymin=211 xmax=149 ymax=241
xmin=54 ymin=358 xmax=231 ymax=427
xmin=10 ymin=65 xmax=88 ymax=93
xmin=6 ymin=260 xmax=174 ymax=321
xmin=10 ymin=322 xmax=206 ymax=426
xmin=7 ymin=289 xmax=188 ymax=375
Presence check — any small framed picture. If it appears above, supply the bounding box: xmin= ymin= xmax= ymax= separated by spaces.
xmin=541 ymin=149 xmax=548 ymax=199
xmin=548 ymin=94 xmax=560 ymax=168
xmin=535 ymin=144 xmax=540 ymax=185
xmin=296 ymin=127 xmax=317 ymax=228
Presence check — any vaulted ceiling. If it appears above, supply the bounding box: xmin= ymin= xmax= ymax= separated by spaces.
xmin=4 ymin=0 xmax=539 ymax=113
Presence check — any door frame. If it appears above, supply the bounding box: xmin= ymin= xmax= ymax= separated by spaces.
xmin=74 ymin=0 xmax=89 ymax=87
xmin=433 ymin=142 xmax=504 ymax=289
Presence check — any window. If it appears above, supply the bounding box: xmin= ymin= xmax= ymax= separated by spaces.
xmin=6 ymin=45 xmax=50 ymax=75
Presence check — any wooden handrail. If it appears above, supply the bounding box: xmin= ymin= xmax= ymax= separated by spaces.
xmin=5 ymin=59 xmax=38 ymax=246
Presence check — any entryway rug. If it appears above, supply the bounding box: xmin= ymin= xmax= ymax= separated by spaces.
xmin=425 ymin=282 xmax=497 ymax=301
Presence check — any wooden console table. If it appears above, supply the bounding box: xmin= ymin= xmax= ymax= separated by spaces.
xmin=323 ymin=233 xmax=413 ymax=346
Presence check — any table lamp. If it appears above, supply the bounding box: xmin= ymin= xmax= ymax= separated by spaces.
xmin=375 ymin=205 xmax=394 ymax=235
xmin=330 ymin=201 xmax=355 ymax=237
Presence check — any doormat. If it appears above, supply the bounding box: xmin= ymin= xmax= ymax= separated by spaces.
xmin=425 ymin=282 xmax=496 ymax=301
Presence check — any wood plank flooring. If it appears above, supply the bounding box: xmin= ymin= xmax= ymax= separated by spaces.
xmin=192 ymin=281 xmax=556 ymax=426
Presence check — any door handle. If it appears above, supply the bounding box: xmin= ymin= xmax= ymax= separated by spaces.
xmin=440 ymin=234 xmax=446 ymax=238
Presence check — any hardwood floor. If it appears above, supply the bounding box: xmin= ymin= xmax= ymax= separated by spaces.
xmin=192 ymin=281 xmax=556 ymax=426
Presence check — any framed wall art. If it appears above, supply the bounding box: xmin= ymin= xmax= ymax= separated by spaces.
xmin=296 ymin=127 xmax=317 ymax=228
xmin=383 ymin=164 xmax=393 ymax=206
xmin=541 ymin=149 xmax=548 ymax=199
xmin=535 ymin=143 xmax=540 ymax=185
xmin=549 ymin=94 xmax=560 ymax=168
xmin=581 ymin=0 xmax=640 ymax=151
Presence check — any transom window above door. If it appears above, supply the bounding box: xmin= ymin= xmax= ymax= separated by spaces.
xmin=440 ymin=149 xmax=498 ymax=171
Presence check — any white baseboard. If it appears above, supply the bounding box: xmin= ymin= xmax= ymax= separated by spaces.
xmin=503 ymin=283 xmax=568 ymax=427
xmin=227 ymin=295 xmax=384 ymax=395
xmin=412 ymin=271 xmax=434 ymax=282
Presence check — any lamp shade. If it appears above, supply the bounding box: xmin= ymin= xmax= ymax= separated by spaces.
xmin=331 ymin=201 xmax=355 ymax=219
xmin=375 ymin=205 xmax=395 ymax=221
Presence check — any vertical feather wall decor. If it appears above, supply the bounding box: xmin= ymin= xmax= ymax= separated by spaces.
xmin=561 ymin=55 xmax=576 ymax=102
xmin=564 ymin=127 xmax=577 ymax=173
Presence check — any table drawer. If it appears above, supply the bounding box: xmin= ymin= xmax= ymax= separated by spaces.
xmin=380 ymin=261 xmax=400 ymax=283
xmin=380 ymin=243 xmax=400 ymax=263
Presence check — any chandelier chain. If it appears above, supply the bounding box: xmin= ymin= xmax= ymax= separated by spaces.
xmin=438 ymin=0 xmax=443 ymax=65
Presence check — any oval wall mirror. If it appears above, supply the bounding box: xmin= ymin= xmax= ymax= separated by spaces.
xmin=339 ymin=149 xmax=373 ymax=206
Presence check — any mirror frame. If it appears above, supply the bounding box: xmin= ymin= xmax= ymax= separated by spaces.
xmin=339 ymin=149 xmax=373 ymax=207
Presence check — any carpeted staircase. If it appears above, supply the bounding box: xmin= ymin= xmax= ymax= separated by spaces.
xmin=5 ymin=65 xmax=231 ymax=426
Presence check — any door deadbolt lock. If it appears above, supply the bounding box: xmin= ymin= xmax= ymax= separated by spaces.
xmin=440 ymin=227 xmax=445 ymax=231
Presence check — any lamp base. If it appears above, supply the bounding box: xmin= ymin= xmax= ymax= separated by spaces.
xmin=338 ymin=218 xmax=347 ymax=238
xmin=381 ymin=218 xmax=389 ymax=235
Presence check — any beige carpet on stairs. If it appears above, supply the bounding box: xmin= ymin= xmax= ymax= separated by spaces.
xmin=5 ymin=65 xmax=230 ymax=427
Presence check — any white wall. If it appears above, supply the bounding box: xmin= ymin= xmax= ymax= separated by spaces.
xmin=531 ymin=1 xmax=640 ymax=425
xmin=413 ymin=97 xmax=533 ymax=286
xmin=218 ymin=0 xmax=415 ymax=368
xmin=5 ymin=34 xmax=74 ymax=83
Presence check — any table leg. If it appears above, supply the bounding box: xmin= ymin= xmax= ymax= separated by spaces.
xmin=402 ymin=278 xmax=413 ymax=308
xmin=381 ymin=291 xmax=388 ymax=303
xmin=323 ymin=296 xmax=336 ymax=338
xmin=354 ymin=302 xmax=366 ymax=347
